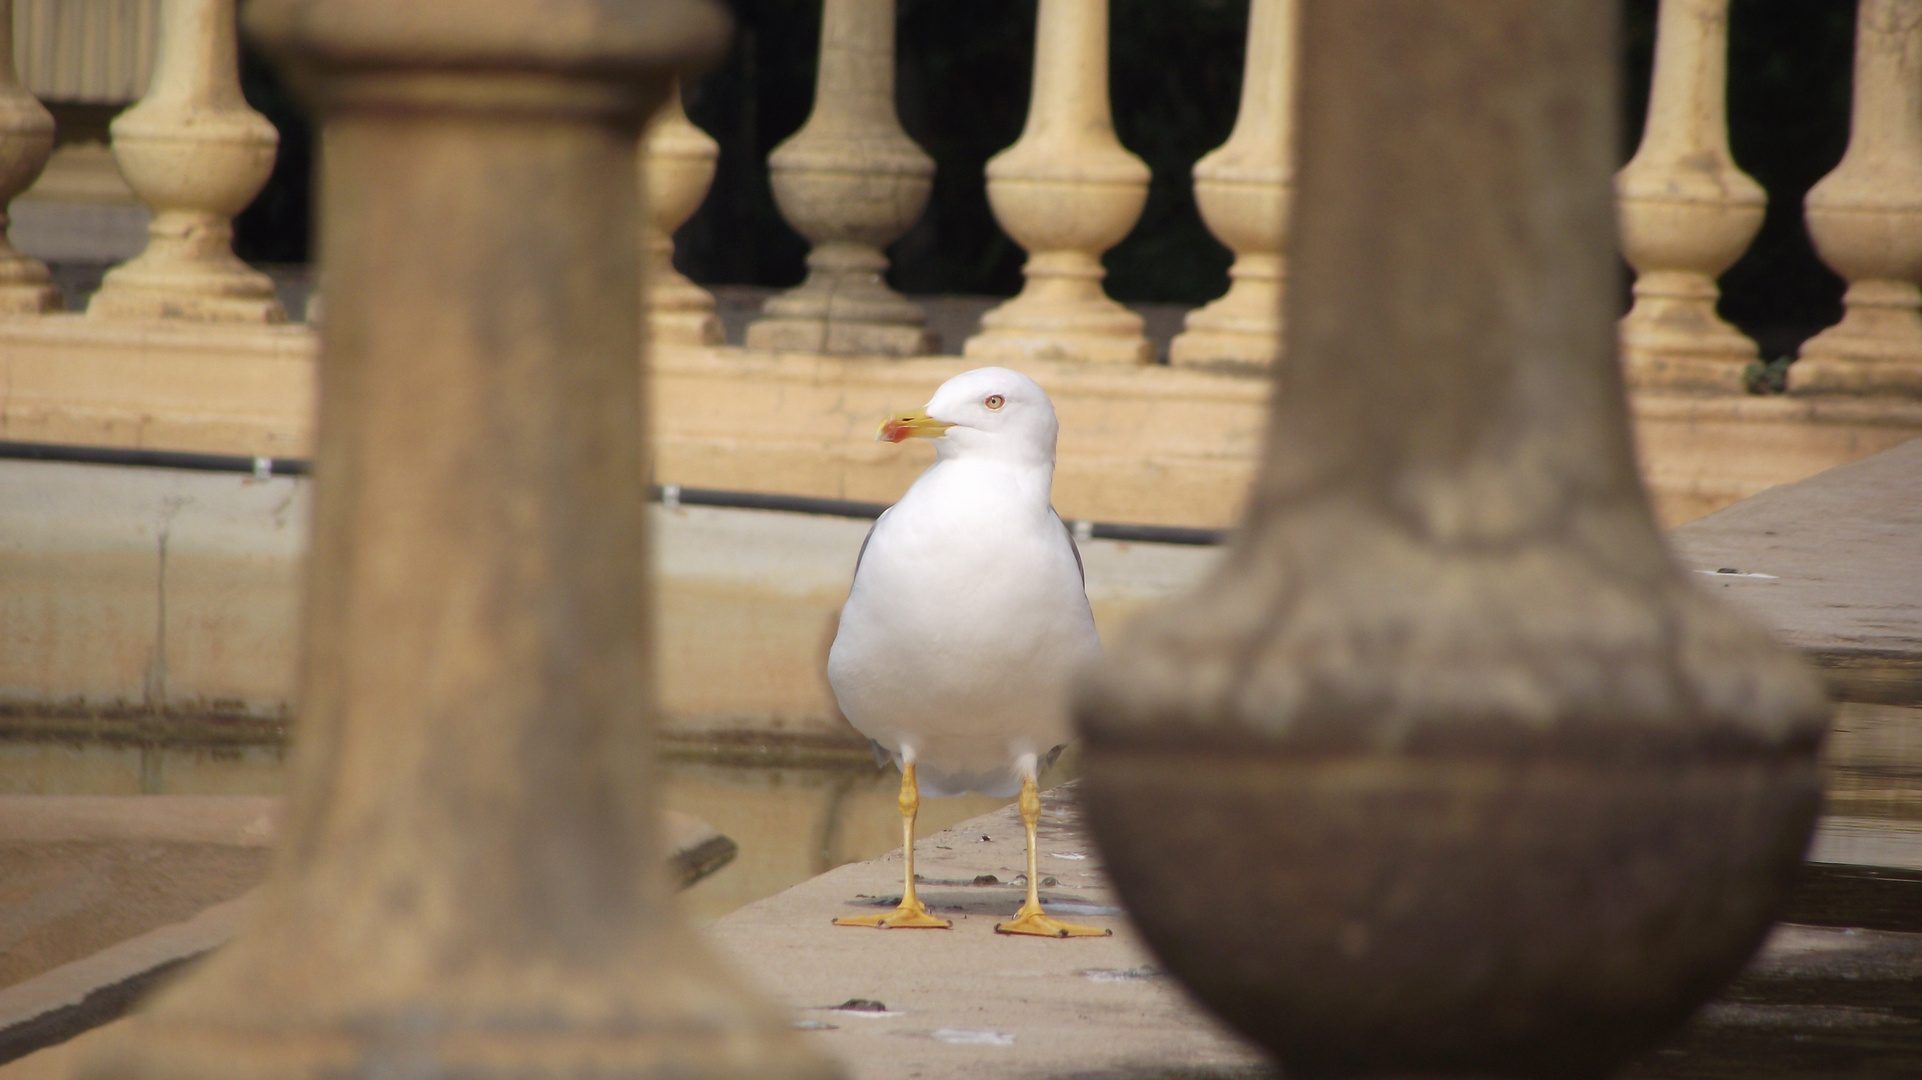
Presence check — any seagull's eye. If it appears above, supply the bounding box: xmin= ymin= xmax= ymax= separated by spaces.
xmin=984 ymin=394 xmax=1005 ymax=410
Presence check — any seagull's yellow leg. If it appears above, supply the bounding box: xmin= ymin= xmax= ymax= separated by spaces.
xmin=995 ymin=775 xmax=1111 ymax=938
xmin=833 ymin=761 xmax=952 ymax=929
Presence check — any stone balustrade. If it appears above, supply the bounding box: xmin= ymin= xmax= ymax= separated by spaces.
xmin=0 ymin=0 xmax=1916 ymax=535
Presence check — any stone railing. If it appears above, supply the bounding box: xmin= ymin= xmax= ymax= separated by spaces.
xmin=0 ymin=0 xmax=1920 ymax=527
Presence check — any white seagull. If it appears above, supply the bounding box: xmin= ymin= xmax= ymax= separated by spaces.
xmin=827 ymin=367 xmax=1108 ymax=938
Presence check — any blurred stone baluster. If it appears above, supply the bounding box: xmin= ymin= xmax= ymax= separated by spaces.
xmin=745 ymin=0 xmax=934 ymax=357
xmin=88 ymin=0 xmax=282 ymax=323
xmin=0 ymin=0 xmax=59 ymax=314
xmin=643 ymin=81 xmax=722 ymax=348
xmin=1169 ymin=0 xmax=1295 ymax=369
xmin=965 ymin=0 xmax=1150 ymax=365
xmin=1616 ymin=0 xmax=1763 ymax=391
xmin=71 ymin=1 xmax=839 ymax=1078
xmin=1794 ymin=0 xmax=1922 ymax=396
xmin=1078 ymin=3 xmax=1828 ymax=1079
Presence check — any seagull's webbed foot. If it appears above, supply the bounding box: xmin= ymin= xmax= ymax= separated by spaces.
xmin=834 ymin=761 xmax=953 ymax=930
xmin=995 ymin=772 xmax=1113 ymax=939
xmin=835 ymin=897 xmax=953 ymax=930
xmin=994 ymin=900 xmax=1109 ymax=938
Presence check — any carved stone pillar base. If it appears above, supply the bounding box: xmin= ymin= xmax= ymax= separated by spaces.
xmin=642 ymin=83 xmax=721 ymax=350
xmin=965 ymin=253 xmax=1150 ymax=365
xmin=0 ymin=245 xmax=59 ymax=314
xmin=964 ymin=0 xmax=1150 ymax=366
xmin=1619 ymin=269 xmax=1757 ymax=392
xmin=87 ymin=211 xmax=283 ymax=323
xmin=1793 ymin=282 xmax=1922 ymax=394
xmin=1792 ymin=0 xmax=1922 ymax=397
xmin=0 ymin=0 xmax=60 ymax=315
xmin=1169 ymin=0 xmax=1293 ymax=370
xmin=86 ymin=0 xmax=283 ymax=325
xmin=1615 ymin=0 xmax=1763 ymax=392
xmin=646 ymin=233 xmax=722 ymax=348
xmin=1169 ymin=252 xmax=1283 ymax=368
xmin=744 ymin=243 xmax=933 ymax=356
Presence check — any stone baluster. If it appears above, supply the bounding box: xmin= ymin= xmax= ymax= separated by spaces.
xmin=1615 ymin=0 xmax=1764 ymax=391
xmin=72 ymin=1 xmax=838 ymax=1079
xmin=1169 ymin=0 xmax=1295 ymax=369
xmin=0 ymin=0 xmax=59 ymax=314
xmin=1078 ymin=3 xmax=1826 ymax=1080
xmin=1794 ymin=0 xmax=1922 ymax=396
xmin=87 ymin=0 xmax=282 ymax=323
xmin=643 ymin=81 xmax=723 ymax=348
xmin=745 ymin=0 xmax=934 ymax=357
xmin=965 ymin=0 xmax=1151 ymax=365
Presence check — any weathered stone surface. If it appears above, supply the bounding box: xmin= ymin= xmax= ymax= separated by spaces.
xmin=708 ymin=787 xmax=1270 ymax=1080
xmin=1665 ymin=436 xmax=1922 ymax=705
xmin=1076 ymin=3 xmax=1829 ymax=1077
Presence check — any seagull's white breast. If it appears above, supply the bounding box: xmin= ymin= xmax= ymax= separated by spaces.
xmin=828 ymin=457 xmax=1100 ymax=792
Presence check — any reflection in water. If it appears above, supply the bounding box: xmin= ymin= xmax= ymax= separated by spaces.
xmin=0 ymin=737 xmax=1076 ymax=923
xmin=665 ymin=760 xmax=1012 ymax=923
xmin=1 ymin=704 xmax=1917 ymax=926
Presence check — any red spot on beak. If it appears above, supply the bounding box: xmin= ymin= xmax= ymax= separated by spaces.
xmin=879 ymin=418 xmax=912 ymax=443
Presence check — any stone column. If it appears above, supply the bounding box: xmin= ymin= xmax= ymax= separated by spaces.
xmin=73 ymin=2 xmax=838 ymax=1079
xmin=964 ymin=0 xmax=1151 ymax=365
xmin=1615 ymin=0 xmax=1764 ymax=392
xmin=744 ymin=0 xmax=934 ymax=357
xmin=87 ymin=0 xmax=282 ymax=323
xmin=1077 ymin=4 xmax=1827 ymax=1080
xmin=1794 ymin=0 xmax=1922 ymax=396
xmin=0 ymin=0 xmax=59 ymax=315
xmin=1169 ymin=0 xmax=1295 ymax=369
xmin=643 ymin=81 xmax=723 ymax=348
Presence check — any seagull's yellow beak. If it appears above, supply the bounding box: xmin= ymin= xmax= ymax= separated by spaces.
xmin=878 ymin=410 xmax=954 ymax=444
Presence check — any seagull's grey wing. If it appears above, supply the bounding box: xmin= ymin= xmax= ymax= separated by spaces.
xmin=1051 ymin=510 xmax=1085 ymax=585
xmin=849 ymin=506 xmax=894 ymax=593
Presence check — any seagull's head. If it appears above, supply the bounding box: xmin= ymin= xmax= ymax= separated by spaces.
xmin=878 ymin=367 xmax=1058 ymax=466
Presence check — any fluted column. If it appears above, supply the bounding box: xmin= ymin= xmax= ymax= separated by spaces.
xmin=1615 ymin=0 xmax=1764 ymax=392
xmin=1169 ymin=0 xmax=1295 ymax=369
xmin=643 ymin=82 xmax=723 ymax=348
xmin=1794 ymin=0 xmax=1922 ymax=396
xmin=72 ymin=2 xmax=838 ymax=1080
xmin=87 ymin=0 xmax=282 ymax=324
xmin=0 ymin=1 xmax=59 ymax=315
xmin=964 ymin=0 xmax=1150 ymax=365
xmin=744 ymin=0 xmax=933 ymax=357
xmin=1078 ymin=3 xmax=1826 ymax=1079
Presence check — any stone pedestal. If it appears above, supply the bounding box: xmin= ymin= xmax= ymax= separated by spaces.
xmin=1169 ymin=0 xmax=1294 ymax=370
xmin=1077 ymin=3 xmax=1828 ymax=1078
xmin=745 ymin=0 xmax=933 ymax=357
xmin=643 ymin=82 xmax=722 ymax=349
xmin=70 ymin=2 xmax=840 ymax=1079
xmin=1794 ymin=0 xmax=1922 ymax=397
xmin=87 ymin=0 xmax=283 ymax=324
xmin=0 ymin=0 xmax=59 ymax=315
xmin=965 ymin=0 xmax=1150 ymax=366
xmin=1616 ymin=0 xmax=1764 ymax=392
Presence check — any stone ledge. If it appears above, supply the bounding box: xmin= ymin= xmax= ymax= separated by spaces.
xmin=0 ymin=316 xmax=316 ymax=456
xmin=2 ymin=322 xmax=1920 ymax=527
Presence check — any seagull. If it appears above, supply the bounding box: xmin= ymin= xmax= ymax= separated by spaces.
xmin=827 ymin=367 xmax=1109 ymax=938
